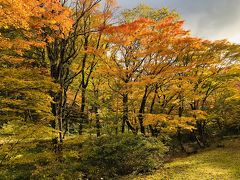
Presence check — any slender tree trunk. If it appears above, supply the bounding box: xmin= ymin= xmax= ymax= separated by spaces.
xmin=122 ymin=94 xmax=135 ymax=133
xmin=50 ymin=86 xmax=64 ymax=160
xmin=93 ymin=95 xmax=100 ymax=137
xmin=79 ymin=87 xmax=87 ymax=135
xmin=190 ymin=101 xmax=206 ymax=147
xmin=116 ymin=97 xmax=119 ymax=135
xmin=138 ymin=87 xmax=148 ymax=135
xmin=58 ymin=86 xmax=64 ymax=143
xmin=178 ymin=100 xmax=185 ymax=152
xmin=196 ymin=121 xmax=207 ymax=146
xmin=149 ymin=88 xmax=157 ymax=137
xmin=96 ymin=109 xmax=100 ymax=137
xmin=63 ymin=118 xmax=69 ymax=139
xmin=79 ymin=29 xmax=89 ymax=134
xmin=122 ymin=94 xmax=128 ymax=133
xmin=81 ymin=87 xmax=86 ymax=116
xmin=150 ymin=89 xmax=157 ymax=114
xmin=48 ymin=51 xmax=65 ymax=154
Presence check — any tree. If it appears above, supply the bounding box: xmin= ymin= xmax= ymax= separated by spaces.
xmin=0 ymin=0 xmax=72 ymax=124
xmin=0 ymin=0 xmax=73 ymax=164
xmin=121 ymin=3 xmax=179 ymax=22
xmin=104 ymin=16 xmax=191 ymax=134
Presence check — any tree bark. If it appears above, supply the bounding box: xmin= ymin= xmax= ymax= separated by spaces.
xmin=122 ymin=94 xmax=128 ymax=133
xmin=138 ymin=87 xmax=149 ymax=135
xmin=122 ymin=94 xmax=135 ymax=133
xmin=96 ymin=108 xmax=100 ymax=137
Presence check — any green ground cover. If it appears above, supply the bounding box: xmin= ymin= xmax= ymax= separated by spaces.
xmin=130 ymin=138 xmax=240 ymax=180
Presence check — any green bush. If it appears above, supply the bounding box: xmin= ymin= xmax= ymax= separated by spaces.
xmin=79 ymin=134 xmax=167 ymax=178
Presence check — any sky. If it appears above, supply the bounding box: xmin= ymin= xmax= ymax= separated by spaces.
xmin=117 ymin=0 xmax=240 ymax=43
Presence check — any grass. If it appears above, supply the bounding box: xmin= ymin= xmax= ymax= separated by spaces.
xmin=130 ymin=138 xmax=240 ymax=180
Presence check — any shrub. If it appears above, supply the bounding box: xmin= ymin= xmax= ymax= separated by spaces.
xmin=79 ymin=134 xmax=167 ymax=178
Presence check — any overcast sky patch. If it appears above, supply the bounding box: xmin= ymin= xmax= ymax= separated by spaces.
xmin=117 ymin=0 xmax=240 ymax=43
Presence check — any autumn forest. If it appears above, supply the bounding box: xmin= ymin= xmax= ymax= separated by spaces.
xmin=1 ymin=0 xmax=240 ymax=179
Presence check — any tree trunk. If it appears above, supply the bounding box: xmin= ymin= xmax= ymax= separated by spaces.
xmin=138 ymin=91 xmax=148 ymax=134
xmin=196 ymin=121 xmax=207 ymax=147
xmin=122 ymin=94 xmax=128 ymax=133
xmin=122 ymin=94 xmax=135 ymax=133
xmin=79 ymin=87 xmax=87 ymax=135
xmin=192 ymin=130 xmax=204 ymax=148
xmin=149 ymin=88 xmax=157 ymax=137
xmin=58 ymin=87 xmax=64 ymax=143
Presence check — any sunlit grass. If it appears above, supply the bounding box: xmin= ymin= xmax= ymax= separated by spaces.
xmin=132 ymin=138 xmax=240 ymax=180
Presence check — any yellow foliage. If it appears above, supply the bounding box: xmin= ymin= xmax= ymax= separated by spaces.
xmin=143 ymin=114 xmax=168 ymax=126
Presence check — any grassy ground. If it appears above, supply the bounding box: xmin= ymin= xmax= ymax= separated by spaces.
xmin=130 ymin=138 xmax=240 ymax=180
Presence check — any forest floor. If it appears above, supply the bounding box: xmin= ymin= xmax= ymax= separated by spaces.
xmin=127 ymin=138 xmax=240 ymax=180
xmin=1 ymin=136 xmax=240 ymax=179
